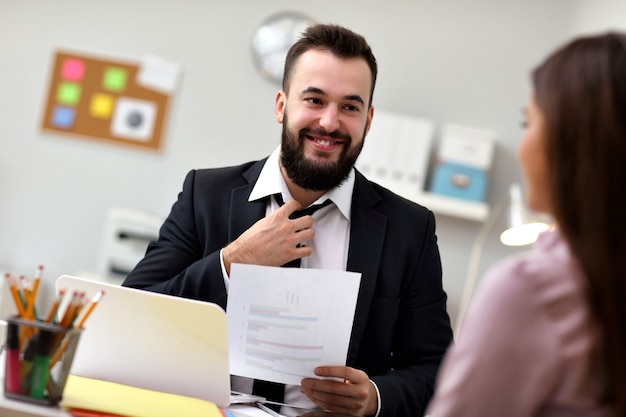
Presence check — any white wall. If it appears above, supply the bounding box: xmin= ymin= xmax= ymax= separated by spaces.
xmin=1 ymin=0 xmax=622 ymax=323
xmin=572 ymin=0 xmax=626 ymax=34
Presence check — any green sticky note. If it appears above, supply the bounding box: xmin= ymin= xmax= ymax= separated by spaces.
xmin=103 ymin=67 xmax=127 ymax=91
xmin=56 ymin=82 xmax=82 ymax=105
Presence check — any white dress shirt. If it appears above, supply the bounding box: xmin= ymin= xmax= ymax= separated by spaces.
xmin=224 ymin=147 xmax=380 ymax=416
xmin=222 ymin=145 xmax=353 ymax=289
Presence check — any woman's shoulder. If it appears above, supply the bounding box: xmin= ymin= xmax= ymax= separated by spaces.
xmin=474 ymin=229 xmax=591 ymax=343
xmin=482 ymin=230 xmax=585 ymax=306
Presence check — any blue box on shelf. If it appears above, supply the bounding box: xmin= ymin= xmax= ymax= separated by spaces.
xmin=430 ymin=162 xmax=489 ymax=202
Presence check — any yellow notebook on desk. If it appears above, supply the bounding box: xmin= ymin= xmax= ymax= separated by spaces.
xmin=61 ymin=375 xmax=223 ymax=417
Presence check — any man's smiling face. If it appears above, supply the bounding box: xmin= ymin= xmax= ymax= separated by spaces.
xmin=275 ymin=48 xmax=374 ymax=191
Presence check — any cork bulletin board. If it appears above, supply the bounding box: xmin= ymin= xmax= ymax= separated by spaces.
xmin=41 ymin=50 xmax=179 ymax=151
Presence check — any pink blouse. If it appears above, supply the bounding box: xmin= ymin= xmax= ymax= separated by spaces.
xmin=426 ymin=230 xmax=610 ymax=417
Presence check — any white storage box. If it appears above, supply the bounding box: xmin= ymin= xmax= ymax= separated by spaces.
xmin=357 ymin=109 xmax=435 ymax=196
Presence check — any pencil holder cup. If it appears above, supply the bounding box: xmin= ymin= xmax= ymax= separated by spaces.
xmin=3 ymin=316 xmax=82 ymax=406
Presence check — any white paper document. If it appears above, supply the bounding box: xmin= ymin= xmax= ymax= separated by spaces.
xmin=227 ymin=263 xmax=362 ymax=386
xmin=137 ymin=54 xmax=182 ymax=94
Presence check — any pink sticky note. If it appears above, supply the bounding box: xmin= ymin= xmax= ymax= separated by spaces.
xmin=61 ymin=58 xmax=85 ymax=81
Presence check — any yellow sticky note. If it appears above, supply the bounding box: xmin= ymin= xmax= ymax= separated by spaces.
xmin=61 ymin=375 xmax=223 ymax=417
xmin=89 ymin=93 xmax=114 ymax=119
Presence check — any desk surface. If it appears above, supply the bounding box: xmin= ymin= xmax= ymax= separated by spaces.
xmin=0 ymin=390 xmax=269 ymax=417
xmin=0 ymin=395 xmax=70 ymax=417
xmin=0 ymin=351 xmax=279 ymax=417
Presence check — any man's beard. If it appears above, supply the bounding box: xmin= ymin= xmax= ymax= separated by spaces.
xmin=280 ymin=114 xmax=365 ymax=192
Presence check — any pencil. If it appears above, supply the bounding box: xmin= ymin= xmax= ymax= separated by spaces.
xmin=28 ymin=275 xmax=41 ymax=321
xmin=59 ymin=291 xmax=80 ymax=327
xmin=49 ymin=290 xmax=105 ymax=369
xmin=5 ymin=273 xmax=26 ymax=317
xmin=51 ymin=290 xmax=81 ymax=355
xmin=5 ymin=273 xmax=33 ymax=349
xmin=12 ymin=274 xmax=38 ymax=349
xmin=68 ymin=293 xmax=86 ymax=327
xmin=74 ymin=290 xmax=105 ymax=328
xmin=33 ymin=265 xmax=43 ymax=310
xmin=34 ymin=265 xmax=44 ymax=280
xmin=45 ymin=289 xmax=66 ymax=323
xmin=19 ymin=275 xmax=36 ymax=320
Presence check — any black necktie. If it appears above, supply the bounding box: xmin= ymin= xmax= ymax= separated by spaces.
xmin=274 ymin=193 xmax=332 ymax=268
xmin=275 ymin=193 xmax=333 ymax=219
xmin=251 ymin=194 xmax=332 ymax=410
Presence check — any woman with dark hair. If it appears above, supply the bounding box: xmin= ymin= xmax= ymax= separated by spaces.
xmin=425 ymin=32 xmax=626 ymax=417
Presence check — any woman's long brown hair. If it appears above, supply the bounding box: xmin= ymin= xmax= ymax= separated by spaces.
xmin=533 ymin=32 xmax=626 ymax=415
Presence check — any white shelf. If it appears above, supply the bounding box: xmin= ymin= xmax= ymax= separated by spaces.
xmin=415 ymin=191 xmax=490 ymax=221
xmin=385 ymin=184 xmax=490 ymax=222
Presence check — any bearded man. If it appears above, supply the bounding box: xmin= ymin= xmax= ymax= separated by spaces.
xmin=123 ymin=24 xmax=452 ymax=417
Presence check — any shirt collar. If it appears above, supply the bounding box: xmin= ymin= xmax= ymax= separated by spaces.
xmin=249 ymin=145 xmax=354 ymax=221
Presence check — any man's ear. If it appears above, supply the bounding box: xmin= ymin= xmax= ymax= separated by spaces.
xmin=275 ymin=91 xmax=286 ymax=124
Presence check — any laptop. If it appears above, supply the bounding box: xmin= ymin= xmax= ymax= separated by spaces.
xmin=55 ymin=275 xmax=238 ymax=408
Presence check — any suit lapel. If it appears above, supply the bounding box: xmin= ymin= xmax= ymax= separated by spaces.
xmin=346 ymin=172 xmax=386 ymax=364
xmin=228 ymin=159 xmax=267 ymax=241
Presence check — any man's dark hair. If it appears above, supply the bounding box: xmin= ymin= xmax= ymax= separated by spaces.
xmin=283 ymin=24 xmax=378 ymax=107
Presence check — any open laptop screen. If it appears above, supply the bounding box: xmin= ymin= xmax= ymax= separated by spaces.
xmin=55 ymin=275 xmax=231 ymax=408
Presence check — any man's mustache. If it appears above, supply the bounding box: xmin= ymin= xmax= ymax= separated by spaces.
xmin=299 ymin=128 xmax=351 ymax=143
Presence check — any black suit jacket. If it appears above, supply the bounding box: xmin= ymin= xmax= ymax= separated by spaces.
xmin=123 ymin=158 xmax=453 ymax=417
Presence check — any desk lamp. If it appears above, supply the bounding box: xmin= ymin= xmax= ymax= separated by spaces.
xmin=455 ymin=183 xmax=551 ymax=335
